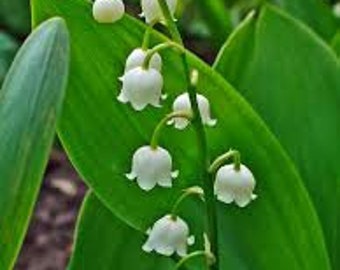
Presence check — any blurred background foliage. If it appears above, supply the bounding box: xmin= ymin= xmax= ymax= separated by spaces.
xmin=1 ymin=0 xmax=339 ymax=83
xmin=0 ymin=33 xmax=18 ymax=84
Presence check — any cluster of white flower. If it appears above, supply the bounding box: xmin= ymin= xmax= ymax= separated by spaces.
xmin=91 ymin=0 xmax=258 ymax=263
xmin=92 ymin=0 xmax=177 ymax=24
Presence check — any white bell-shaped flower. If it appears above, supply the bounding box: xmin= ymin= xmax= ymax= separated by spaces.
xmin=214 ymin=164 xmax=257 ymax=208
xmin=142 ymin=215 xmax=195 ymax=257
xmin=92 ymin=0 xmax=125 ymax=23
xmin=124 ymin=48 xmax=162 ymax=72
xmin=141 ymin=0 xmax=177 ymax=24
xmin=126 ymin=146 xmax=178 ymax=191
xmin=168 ymin=93 xmax=217 ymax=130
xmin=118 ymin=67 xmax=163 ymax=111
xmin=334 ymin=3 xmax=340 ymax=18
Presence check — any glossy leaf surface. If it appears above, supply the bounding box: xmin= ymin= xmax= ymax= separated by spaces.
xmin=0 ymin=18 xmax=69 ymax=269
xmin=32 ymin=1 xmax=329 ymax=269
xmin=214 ymin=5 xmax=340 ymax=268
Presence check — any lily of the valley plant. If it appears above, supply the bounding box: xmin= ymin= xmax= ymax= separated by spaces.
xmin=92 ymin=0 xmax=258 ymax=268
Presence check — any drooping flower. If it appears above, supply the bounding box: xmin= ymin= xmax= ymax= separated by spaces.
xmin=168 ymin=93 xmax=217 ymax=130
xmin=333 ymin=3 xmax=340 ymax=18
xmin=92 ymin=0 xmax=125 ymax=23
xmin=124 ymin=48 xmax=162 ymax=73
xmin=214 ymin=164 xmax=257 ymax=207
xmin=126 ymin=146 xmax=178 ymax=191
xmin=142 ymin=215 xmax=195 ymax=257
xmin=117 ymin=67 xmax=163 ymax=111
xmin=140 ymin=0 xmax=177 ymax=24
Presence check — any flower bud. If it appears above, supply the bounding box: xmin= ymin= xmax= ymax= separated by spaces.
xmin=168 ymin=93 xmax=217 ymax=130
xmin=92 ymin=0 xmax=125 ymax=23
xmin=118 ymin=67 xmax=163 ymax=111
xmin=141 ymin=0 xmax=177 ymax=24
xmin=142 ymin=215 xmax=195 ymax=257
xmin=124 ymin=48 xmax=162 ymax=72
xmin=214 ymin=164 xmax=257 ymax=207
xmin=126 ymin=146 xmax=178 ymax=191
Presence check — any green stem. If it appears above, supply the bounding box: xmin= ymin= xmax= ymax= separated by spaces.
xmin=188 ymin=72 xmax=219 ymax=270
xmin=142 ymin=25 xmax=152 ymax=50
xmin=157 ymin=0 xmax=183 ymax=45
xmin=171 ymin=187 xmax=204 ymax=218
xmin=157 ymin=1 xmax=219 ymax=269
xmin=142 ymin=42 xmax=185 ymax=69
xmin=209 ymin=149 xmax=241 ymax=173
xmin=175 ymin=250 xmax=211 ymax=270
xmin=150 ymin=111 xmax=192 ymax=149
xmin=142 ymin=21 xmax=157 ymax=50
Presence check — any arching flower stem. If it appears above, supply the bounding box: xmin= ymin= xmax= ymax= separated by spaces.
xmin=209 ymin=149 xmax=241 ymax=173
xmin=142 ymin=21 xmax=156 ymax=50
xmin=157 ymin=0 xmax=183 ymax=45
xmin=175 ymin=251 xmax=215 ymax=270
xmin=142 ymin=42 xmax=186 ymax=69
xmin=157 ymin=1 xmax=219 ymax=269
xmin=171 ymin=186 xmax=204 ymax=219
xmin=150 ymin=111 xmax=192 ymax=150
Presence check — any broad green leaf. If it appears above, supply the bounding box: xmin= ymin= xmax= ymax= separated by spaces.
xmin=270 ymin=0 xmax=337 ymax=40
xmin=0 ymin=0 xmax=31 ymax=35
xmin=0 ymin=32 xmax=18 ymax=85
xmin=69 ymin=192 xmax=175 ymax=270
xmin=214 ymin=5 xmax=340 ymax=269
xmin=0 ymin=18 xmax=69 ymax=269
xmin=32 ymin=1 xmax=330 ymax=268
xmin=331 ymin=30 xmax=340 ymax=57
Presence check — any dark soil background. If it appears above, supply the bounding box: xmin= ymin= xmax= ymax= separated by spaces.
xmin=15 ymin=150 xmax=87 ymax=270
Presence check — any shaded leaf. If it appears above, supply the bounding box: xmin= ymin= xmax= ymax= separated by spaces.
xmin=214 ymin=5 xmax=340 ymax=269
xmin=69 ymin=192 xmax=175 ymax=270
xmin=270 ymin=0 xmax=337 ymax=40
xmin=195 ymin=1 xmax=232 ymax=47
xmin=0 ymin=18 xmax=69 ymax=269
xmin=0 ymin=0 xmax=31 ymax=35
xmin=331 ymin=30 xmax=340 ymax=57
xmin=0 ymin=32 xmax=18 ymax=85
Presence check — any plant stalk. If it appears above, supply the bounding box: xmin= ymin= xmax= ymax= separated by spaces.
xmin=209 ymin=149 xmax=241 ymax=173
xmin=150 ymin=111 xmax=192 ymax=149
xmin=175 ymin=251 xmax=211 ymax=270
xmin=157 ymin=1 xmax=219 ymax=269
xmin=143 ymin=42 xmax=185 ymax=69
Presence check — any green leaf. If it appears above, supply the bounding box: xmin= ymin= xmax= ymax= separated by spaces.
xmin=32 ymin=1 xmax=330 ymax=268
xmin=69 ymin=192 xmax=175 ymax=270
xmin=0 ymin=0 xmax=31 ymax=35
xmin=331 ymin=30 xmax=340 ymax=57
xmin=0 ymin=32 xmax=18 ymax=85
xmin=269 ymin=0 xmax=337 ymax=40
xmin=214 ymin=5 xmax=340 ymax=269
xmin=0 ymin=18 xmax=69 ymax=269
